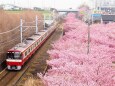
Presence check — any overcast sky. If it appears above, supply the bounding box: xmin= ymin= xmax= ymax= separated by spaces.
xmin=0 ymin=0 xmax=94 ymax=9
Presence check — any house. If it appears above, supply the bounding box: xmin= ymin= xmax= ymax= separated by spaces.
xmin=1 ymin=4 xmax=22 ymax=10
xmin=33 ymin=7 xmax=42 ymax=11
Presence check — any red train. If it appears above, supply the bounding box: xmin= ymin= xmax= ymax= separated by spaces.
xmin=6 ymin=23 xmax=57 ymax=70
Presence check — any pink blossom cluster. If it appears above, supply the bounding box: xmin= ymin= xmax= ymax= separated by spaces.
xmin=90 ymin=23 xmax=115 ymax=48
xmin=38 ymin=13 xmax=115 ymax=86
xmin=78 ymin=5 xmax=89 ymax=19
xmin=63 ymin=13 xmax=85 ymax=32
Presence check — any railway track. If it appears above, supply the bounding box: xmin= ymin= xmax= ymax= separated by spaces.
xmin=0 ymin=23 xmax=63 ymax=86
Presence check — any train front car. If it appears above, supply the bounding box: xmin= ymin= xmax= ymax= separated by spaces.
xmin=6 ymin=50 xmax=22 ymax=70
xmin=6 ymin=21 xmax=57 ymax=70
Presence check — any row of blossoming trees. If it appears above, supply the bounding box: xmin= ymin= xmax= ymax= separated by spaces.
xmin=38 ymin=13 xmax=115 ymax=86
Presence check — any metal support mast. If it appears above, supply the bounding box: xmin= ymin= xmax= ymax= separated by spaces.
xmin=87 ymin=20 xmax=90 ymax=54
xmin=36 ymin=15 xmax=38 ymax=33
xmin=44 ymin=14 xmax=46 ymax=29
xmin=20 ymin=18 xmax=23 ymax=43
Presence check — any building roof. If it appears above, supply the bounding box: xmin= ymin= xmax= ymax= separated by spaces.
xmin=102 ymin=14 xmax=115 ymax=21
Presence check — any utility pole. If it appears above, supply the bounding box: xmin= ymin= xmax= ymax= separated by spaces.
xmin=20 ymin=18 xmax=23 ymax=43
xmin=87 ymin=19 xmax=90 ymax=54
xmin=53 ymin=0 xmax=55 ymax=8
xmin=28 ymin=0 xmax=30 ymax=9
xmin=14 ymin=0 xmax=15 ymax=5
xmin=44 ymin=14 xmax=46 ymax=29
xmin=36 ymin=15 xmax=38 ymax=33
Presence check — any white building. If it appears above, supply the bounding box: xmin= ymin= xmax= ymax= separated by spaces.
xmin=95 ymin=0 xmax=115 ymax=9
xmin=3 ymin=4 xmax=14 ymax=10
xmin=1 ymin=4 xmax=22 ymax=10
xmin=94 ymin=0 xmax=115 ymax=13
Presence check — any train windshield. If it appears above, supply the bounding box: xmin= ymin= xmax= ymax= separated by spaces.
xmin=7 ymin=52 xmax=21 ymax=59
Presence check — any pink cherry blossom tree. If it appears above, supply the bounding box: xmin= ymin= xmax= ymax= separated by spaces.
xmin=38 ymin=13 xmax=115 ymax=86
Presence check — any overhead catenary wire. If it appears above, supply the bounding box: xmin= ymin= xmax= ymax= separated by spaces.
xmin=0 ymin=20 xmax=34 ymax=44
xmin=0 ymin=36 xmax=20 ymax=45
xmin=0 ymin=25 xmax=20 ymax=35
xmin=24 ymin=21 xmax=36 ymax=24
xmin=0 ymin=19 xmax=43 ymax=35
xmin=0 ymin=20 xmax=40 ymax=45
xmin=0 ymin=15 xmax=51 ymax=49
xmin=0 ymin=16 xmax=46 ymax=63
xmin=0 ymin=13 xmax=55 ymax=58
xmin=0 ymin=32 xmax=20 ymax=44
xmin=0 ymin=27 xmax=34 ymax=45
xmin=0 ymin=20 xmax=26 ymax=35
xmin=22 ymin=26 xmax=36 ymax=28
xmin=22 ymin=27 xmax=32 ymax=32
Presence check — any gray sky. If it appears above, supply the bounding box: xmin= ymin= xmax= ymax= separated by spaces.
xmin=0 ymin=0 xmax=94 ymax=9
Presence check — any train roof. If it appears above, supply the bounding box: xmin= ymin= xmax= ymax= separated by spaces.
xmin=8 ymin=30 xmax=47 ymax=52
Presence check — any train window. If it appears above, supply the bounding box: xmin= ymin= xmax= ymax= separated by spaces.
xmin=39 ymin=40 xmax=40 ymax=43
xmin=31 ymin=47 xmax=32 ymax=50
xmin=7 ymin=52 xmax=14 ymax=59
xmin=7 ymin=52 xmax=21 ymax=59
xmin=41 ymin=37 xmax=43 ymax=41
xmin=25 ymin=51 xmax=27 ymax=56
xmin=29 ymin=49 xmax=31 ymax=52
xmin=33 ymin=45 xmax=34 ymax=48
xmin=45 ymin=33 xmax=47 ymax=37
xmin=14 ymin=52 xmax=21 ymax=59
xmin=33 ymin=45 xmax=35 ymax=49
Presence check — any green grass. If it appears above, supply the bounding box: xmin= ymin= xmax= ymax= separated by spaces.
xmin=5 ymin=10 xmax=53 ymax=19
xmin=5 ymin=10 xmax=52 ymax=14
xmin=5 ymin=10 xmax=24 ymax=14
xmin=39 ymin=10 xmax=53 ymax=20
xmin=39 ymin=10 xmax=51 ymax=14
